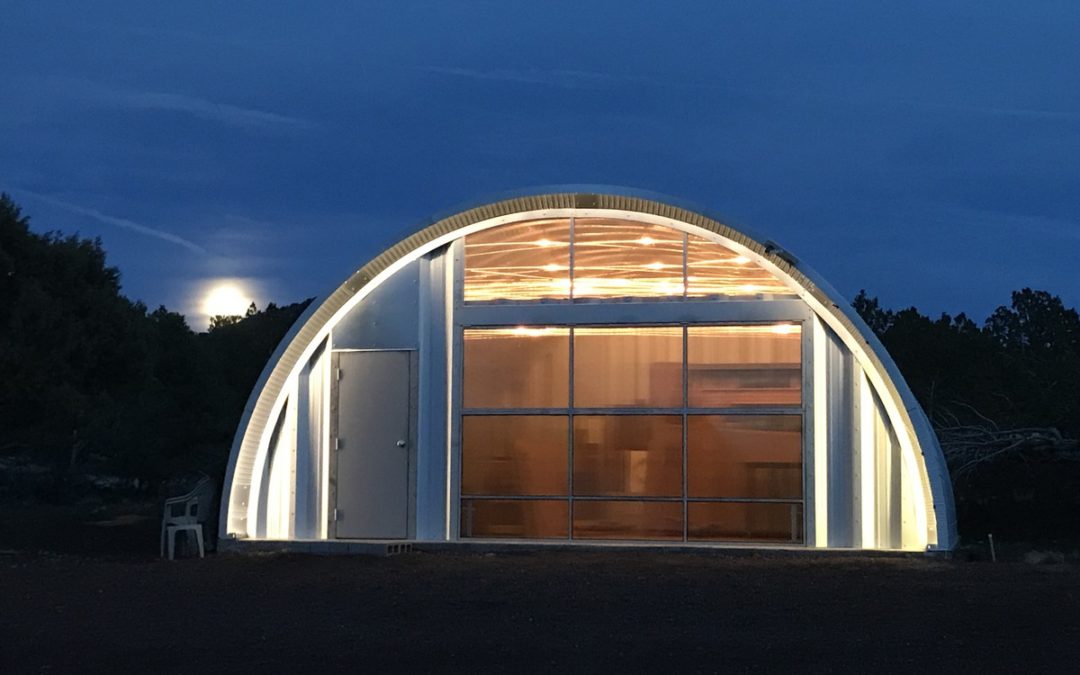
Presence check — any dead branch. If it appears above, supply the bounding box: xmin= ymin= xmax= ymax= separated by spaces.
xmin=936 ymin=423 xmax=1079 ymax=476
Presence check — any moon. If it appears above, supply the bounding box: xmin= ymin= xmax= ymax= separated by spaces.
xmin=201 ymin=282 xmax=253 ymax=317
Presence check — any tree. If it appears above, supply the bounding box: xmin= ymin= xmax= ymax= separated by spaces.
xmin=985 ymin=288 xmax=1080 ymax=354
xmin=0 ymin=194 xmax=310 ymax=488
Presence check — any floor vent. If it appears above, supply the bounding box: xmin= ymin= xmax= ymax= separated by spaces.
xmin=387 ymin=543 xmax=413 ymax=556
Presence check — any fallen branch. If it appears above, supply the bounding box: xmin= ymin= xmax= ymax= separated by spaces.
xmin=936 ymin=425 xmax=1079 ymax=476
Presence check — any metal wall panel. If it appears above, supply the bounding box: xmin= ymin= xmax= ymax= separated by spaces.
xmin=825 ymin=325 xmax=855 ymax=547
xmin=294 ymin=342 xmax=327 ymax=539
xmin=460 ymin=298 xmax=808 ymax=328
xmin=415 ymin=249 xmax=450 ymax=539
xmin=332 ymin=259 xmax=420 ymax=349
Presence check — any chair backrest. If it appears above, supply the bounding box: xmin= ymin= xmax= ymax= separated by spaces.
xmin=163 ymin=476 xmax=218 ymax=526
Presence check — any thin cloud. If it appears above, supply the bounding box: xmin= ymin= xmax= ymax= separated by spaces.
xmin=944 ymin=206 xmax=1080 ymax=242
xmin=424 ymin=66 xmax=1080 ymax=123
xmin=116 ymin=90 xmax=311 ymax=130
xmin=420 ymin=65 xmax=679 ymax=90
xmin=15 ymin=189 xmax=208 ymax=255
xmin=64 ymin=79 xmax=312 ymax=131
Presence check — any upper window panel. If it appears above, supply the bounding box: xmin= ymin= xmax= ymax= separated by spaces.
xmin=686 ymin=234 xmax=792 ymax=298
xmin=462 ymin=217 xmax=792 ymax=303
xmin=464 ymin=219 xmax=571 ymax=302
xmin=571 ymin=219 xmax=684 ymax=299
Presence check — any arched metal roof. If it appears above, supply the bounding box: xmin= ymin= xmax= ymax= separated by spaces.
xmin=220 ymin=189 xmax=957 ymax=550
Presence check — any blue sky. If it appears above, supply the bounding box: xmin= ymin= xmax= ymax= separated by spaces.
xmin=3 ymin=2 xmax=1078 ymax=327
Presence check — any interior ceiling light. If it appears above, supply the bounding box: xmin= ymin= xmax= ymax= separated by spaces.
xmin=770 ymin=324 xmax=800 ymax=335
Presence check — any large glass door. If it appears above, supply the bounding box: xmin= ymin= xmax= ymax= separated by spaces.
xmin=458 ymin=323 xmax=804 ymax=543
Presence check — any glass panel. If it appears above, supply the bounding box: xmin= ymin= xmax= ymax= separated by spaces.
xmin=574 ymin=326 xmax=683 ymax=408
xmin=686 ymin=234 xmax=793 ymax=297
xmin=687 ymin=415 xmax=802 ymax=499
xmin=464 ymin=219 xmax=571 ymax=302
xmin=462 ymin=416 xmax=568 ymax=496
xmin=573 ymin=500 xmax=683 ymax=540
xmin=461 ymin=499 xmax=569 ymax=538
xmin=571 ymin=218 xmax=684 ymax=299
xmin=688 ymin=502 xmax=804 ymax=542
xmin=463 ymin=328 xmax=569 ymax=408
xmin=687 ymin=325 xmax=801 ymax=407
xmin=573 ymin=416 xmax=682 ymax=497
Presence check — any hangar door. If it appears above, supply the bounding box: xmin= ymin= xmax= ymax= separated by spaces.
xmin=332 ymin=350 xmax=411 ymax=539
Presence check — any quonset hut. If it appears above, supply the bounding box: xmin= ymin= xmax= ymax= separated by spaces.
xmin=220 ymin=190 xmax=957 ymax=552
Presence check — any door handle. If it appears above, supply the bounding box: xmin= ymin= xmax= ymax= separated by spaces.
xmin=396 ymin=439 xmax=406 ymax=448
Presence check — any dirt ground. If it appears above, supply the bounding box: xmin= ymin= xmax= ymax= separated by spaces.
xmin=1 ymin=539 xmax=1078 ymax=674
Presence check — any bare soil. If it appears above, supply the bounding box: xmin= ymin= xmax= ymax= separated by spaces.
xmin=2 ymin=541 xmax=1079 ymax=674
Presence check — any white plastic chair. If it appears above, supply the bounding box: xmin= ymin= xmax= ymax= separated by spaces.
xmin=160 ymin=475 xmax=215 ymax=560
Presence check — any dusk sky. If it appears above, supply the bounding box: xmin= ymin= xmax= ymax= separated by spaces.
xmin=3 ymin=2 xmax=1078 ymax=328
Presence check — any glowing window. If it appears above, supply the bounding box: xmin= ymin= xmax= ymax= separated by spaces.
xmin=573 ymin=416 xmax=683 ymax=497
xmin=462 ymin=416 xmax=568 ymax=496
xmin=687 ymin=324 xmax=802 ymax=407
xmin=686 ymin=234 xmax=792 ymax=297
xmin=688 ymin=502 xmax=803 ymax=542
xmin=571 ymin=219 xmax=684 ymax=299
xmin=463 ymin=327 xmax=570 ymax=408
xmin=461 ymin=499 xmax=568 ymax=539
xmin=464 ymin=219 xmax=570 ymax=302
xmin=573 ymin=326 xmax=683 ymax=408
xmin=462 ymin=218 xmax=792 ymax=303
xmin=687 ymin=415 xmax=803 ymax=499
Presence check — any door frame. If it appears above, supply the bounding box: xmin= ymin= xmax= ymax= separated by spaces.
xmin=329 ymin=348 xmax=419 ymax=540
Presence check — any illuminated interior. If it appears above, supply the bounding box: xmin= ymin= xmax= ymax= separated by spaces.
xmin=463 ymin=217 xmax=793 ymax=302
xmin=460 ymin=324 xmax=805 ymax=542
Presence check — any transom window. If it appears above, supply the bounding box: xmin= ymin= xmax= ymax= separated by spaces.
xmin=463 ymin=217 xmax=793 ymax=303
xmin=460 ymin=324 xmax=804 ymax=543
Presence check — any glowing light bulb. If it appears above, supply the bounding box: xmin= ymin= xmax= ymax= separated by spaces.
xmin=512 ymin=326 xmax=551 ymax=337
xmin=739 ymin=284 xmax=759 ymax=293
xmin=770 ymin=324 xmax=798 ymax=335
xmin=535 ymin=238 xmax=553 ymax=247
xmin=732 ymin=256 xmax=751 ymax=264
xmin=638 ymin=236 xmax=656 ymax=246
xmin=543 ymin=263 xmax=563 ymax=272
xmin=646 ymin=262 xmax=665 ymax=270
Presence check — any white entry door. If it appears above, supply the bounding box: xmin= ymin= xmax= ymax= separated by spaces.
xmin=333 ymin=350 xmax=411 ymax=539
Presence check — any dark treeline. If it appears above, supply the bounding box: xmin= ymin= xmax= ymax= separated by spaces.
xmin=0 ymin=194 xmax=310 ymax=494
xmin=854 ymin=288 xmax=1080 ymax=436
xmin=854 ymin=288 xmax=1080 ymax=541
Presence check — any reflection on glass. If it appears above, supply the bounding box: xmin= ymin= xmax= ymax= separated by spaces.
xmin=687 ymin=415 xmax=802 ymax=499
xmin=688 ymin=325 xmax=801 ymax=407
xmin=574 ymin=327 xmax=682 ymax=408
xmin=573 ymin=500 xmax=683 ymax=540
xmin=572 ymin=218 xmax=684 ymax=298
xmin=462 ymin=416 xmax=568 ymax=496
xmin=686 ymin=234 xmax=792 ymax=297
xmin=573 ymin=416 xmax=682 ymax=497
xmin=461 ymin=499 xmax=569 ymax=538
xmin=464 ymin=219 xmax=571 ymax=302
xmin=464 ymin=328 xmax=569 ymax=408
xmin=688 ymin=502 xmax=803 ymax=542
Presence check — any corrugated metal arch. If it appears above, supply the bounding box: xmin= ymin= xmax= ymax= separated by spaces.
xmin=219 ymin=190 xmax=957 ymax=550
